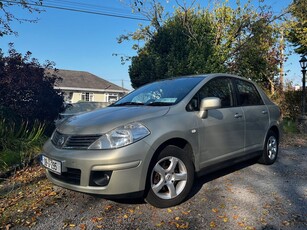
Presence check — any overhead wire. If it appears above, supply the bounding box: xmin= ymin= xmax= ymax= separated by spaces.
xmin=1 ymin=0 xmax=150 ymax=21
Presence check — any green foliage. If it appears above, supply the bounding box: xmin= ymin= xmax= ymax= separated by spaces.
xmin=280 ymin=90 xmax=306 ymax=120
xmin=282 ymin=119 xmax=298 ymax=134
xmin=129 ymin=9 xmax=225 ymax=88
xmin=0 ymin=119 xmax=46 ymax=171
xmin=286 ymin=0 xmax=307 ymax=54
xmin=125 ymin=1 xmax=282 ymax=89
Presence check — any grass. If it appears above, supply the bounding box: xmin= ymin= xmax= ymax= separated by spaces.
xmin=282 ymin=119 xmax=298 ymax=134
xmin=0 ymin=119 xmax=46 ymax=173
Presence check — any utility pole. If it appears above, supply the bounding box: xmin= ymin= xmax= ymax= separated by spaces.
xmin=279 ymin=27 xmax=284 ymax=91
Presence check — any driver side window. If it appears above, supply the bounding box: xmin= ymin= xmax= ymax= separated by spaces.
xmin=187 ymin=78 xmax=234 ymax=111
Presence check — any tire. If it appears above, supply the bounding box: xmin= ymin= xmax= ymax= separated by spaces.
xmin=145 ymin=145 xmax=194 ymax=208
xmin=258 ymin=130 xmax=278 ymax=165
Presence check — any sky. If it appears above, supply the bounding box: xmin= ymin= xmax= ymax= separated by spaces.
xmin=0 ymin=0 xmax=303 ymax=90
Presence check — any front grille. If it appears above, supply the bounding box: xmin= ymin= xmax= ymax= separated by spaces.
xmin=51 ymin=130 xmax=101 ymax=149
xmin=65 ymin=135 xmax=101 ymax=149
xmin=50 ymin=168 xmax=81 ymax=185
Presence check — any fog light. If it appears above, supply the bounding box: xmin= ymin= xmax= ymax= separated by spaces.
xmin=90 ymin=171 xmax=112 ymax=186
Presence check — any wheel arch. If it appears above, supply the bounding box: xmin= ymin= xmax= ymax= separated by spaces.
xmin=152 ymin=138 xmax=195 ymax=167
xmin=143 ymin=138 xmax=195 ymax=192
xmin=268 ymin=125 xmax=280 ymax=143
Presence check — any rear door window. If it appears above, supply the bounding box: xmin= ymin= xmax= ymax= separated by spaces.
xmin=234 ymin=79 xmax=264 ymax=106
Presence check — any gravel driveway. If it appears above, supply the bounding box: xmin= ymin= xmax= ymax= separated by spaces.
xmin=4 ymin=146 xmax=306 ymax=230
xmin=23 ymin=146 xmax=306 ymax=230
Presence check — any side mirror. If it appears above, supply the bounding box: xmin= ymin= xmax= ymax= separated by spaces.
xmin=199 ymin=97 xmax=221 ymax=119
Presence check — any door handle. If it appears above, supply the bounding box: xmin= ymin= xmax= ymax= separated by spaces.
xmin=234 ymin=113 xmax=243 ymax=118
xmin=262 ymin=110 xmax=268 ymax=115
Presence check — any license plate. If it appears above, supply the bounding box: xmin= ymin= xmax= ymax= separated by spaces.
xmin=41 ymin=155 xmax=61 ymax=175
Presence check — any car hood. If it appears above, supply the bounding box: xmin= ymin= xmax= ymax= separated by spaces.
xmin=56 ymin=106 xmax=170 ymax=135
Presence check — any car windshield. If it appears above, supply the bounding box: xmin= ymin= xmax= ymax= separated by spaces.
xmin=112 ymin=77 xmax=205 ymax=106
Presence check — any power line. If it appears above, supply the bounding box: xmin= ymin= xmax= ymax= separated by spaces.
xmin=2 ymin=0 xmax=150 ymax=21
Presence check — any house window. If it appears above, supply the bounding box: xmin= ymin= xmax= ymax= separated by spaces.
xmin=107 ymin=93 xmax=119 ymax=103
xmin=64 ymin=92 xmax=73 ymax=103
xmin=81 ymin=92 xmax=94 ymax=102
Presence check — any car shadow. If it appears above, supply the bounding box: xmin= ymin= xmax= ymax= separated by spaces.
xmin=96 ymin=158 xmax=258 ymax=206
xmin=187 ymin=158 xmax=257 ymax=200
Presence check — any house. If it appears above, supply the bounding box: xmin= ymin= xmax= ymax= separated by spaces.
xmin=48 ymin=69 xmax=130 ymax=104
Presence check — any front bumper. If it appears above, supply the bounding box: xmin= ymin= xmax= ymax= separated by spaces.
xmin=41 ymin=139 xmax=153 ymax=195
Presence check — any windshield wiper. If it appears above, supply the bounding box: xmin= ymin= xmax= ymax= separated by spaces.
xmin=146 ymin=102 xmax=173 ymax=106
xmin=111 ymin=102 xmax=145 ymax=106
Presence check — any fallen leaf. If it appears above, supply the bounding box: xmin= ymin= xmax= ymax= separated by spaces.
xmin=181 ymin=210 xmax=191 ymax=215
xmin=170 ymin=221 xmax=180 ymax=228
xmin=245 ymin=226 xmax=256 ymax=230
xmin=155 ymin=221 xmax=164 ymax=227
xmin=105 ymin=205 xmax=113 ymax=211
xmin=210 ymin=221 xmax=217 ymax=228
xmin=233 ymin=215 xmax=239 ymax=220
xmin=179 ymin=222 xmax=189 ymax=229
xmin=49 ymin=191 xmax=57 ymax=196
xmin=91 ymin=217 xmax=103 ymax=223
xmin=79 ymin=223 xmax=87 ymax=230
xmin=128 ymin=209 xmax=134 ymax=214
xmin=282 ymin=220 xmax=290 ymax=226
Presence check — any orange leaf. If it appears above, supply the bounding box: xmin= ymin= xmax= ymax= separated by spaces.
xmin=233 ymin=215 xmax=239 ymax=220
xmin=49 ymin=191 xmax=57 ymax=196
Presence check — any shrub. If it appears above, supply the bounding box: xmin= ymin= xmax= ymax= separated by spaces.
xmin=0 ymin=45 xmax=64 ymax=129
xmin=280 ymin=90 xmax=304 ymax=120
xmin=0 ymin=119 xmax=46 ymax=172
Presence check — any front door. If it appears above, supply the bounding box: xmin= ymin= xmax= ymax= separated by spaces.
xmin=195 ymin=77 xmax=245 ymax=168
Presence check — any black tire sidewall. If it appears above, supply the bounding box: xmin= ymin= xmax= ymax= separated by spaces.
xmin=145 ymin=145 xmax=194 ymax=208
xmin=259 ymin=130 xmax=278 ymax=165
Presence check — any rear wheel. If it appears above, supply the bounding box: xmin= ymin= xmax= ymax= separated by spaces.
xmin=145 ymin=145 xmax=194 ymax=208
xmin=258 ymin=130 xmax=278 ymax=165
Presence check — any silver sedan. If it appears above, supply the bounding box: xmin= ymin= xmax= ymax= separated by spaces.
xmin=41 ymin=74 xmax=281 ymax=208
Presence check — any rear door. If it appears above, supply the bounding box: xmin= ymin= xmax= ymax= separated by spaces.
xmin=233 ymin=79 xmax=269 ymax=153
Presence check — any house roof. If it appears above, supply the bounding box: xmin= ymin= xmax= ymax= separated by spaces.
xmin=47 ymin=69 xmax=129 ymax=93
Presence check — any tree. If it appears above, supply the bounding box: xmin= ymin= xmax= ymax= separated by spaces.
xmin=129 ymin=9 xmax=222 ymax=88
xmin=124 ymin=0 xmax=282 ymax=91
xmin=0 ymin=0 xmax=43 ymax=37
xmin=0 ymin=44 xmax=64 ymax=126
xmin=286 ymin=0 xmax=307 ymax=54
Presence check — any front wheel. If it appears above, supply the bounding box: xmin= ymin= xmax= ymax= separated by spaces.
xmin=258 ymin=130 xmax=279 ymax=165
xmin=145 ymin=145 xmax=194 ymax=208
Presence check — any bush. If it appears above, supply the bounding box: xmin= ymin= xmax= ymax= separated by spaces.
xmin=282 ymin=119 xmax=298 ymax=133
xmin=0 ymin=119 xmax=46 ymax=172
xmin=0 ymin=44 xmax=64 ymax=128
xmin=280 ymin=90 xmax=305 ymax=120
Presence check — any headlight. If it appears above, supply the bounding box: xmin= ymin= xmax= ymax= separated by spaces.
xmin=88 ymin=122 xmax=150 ymax=150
